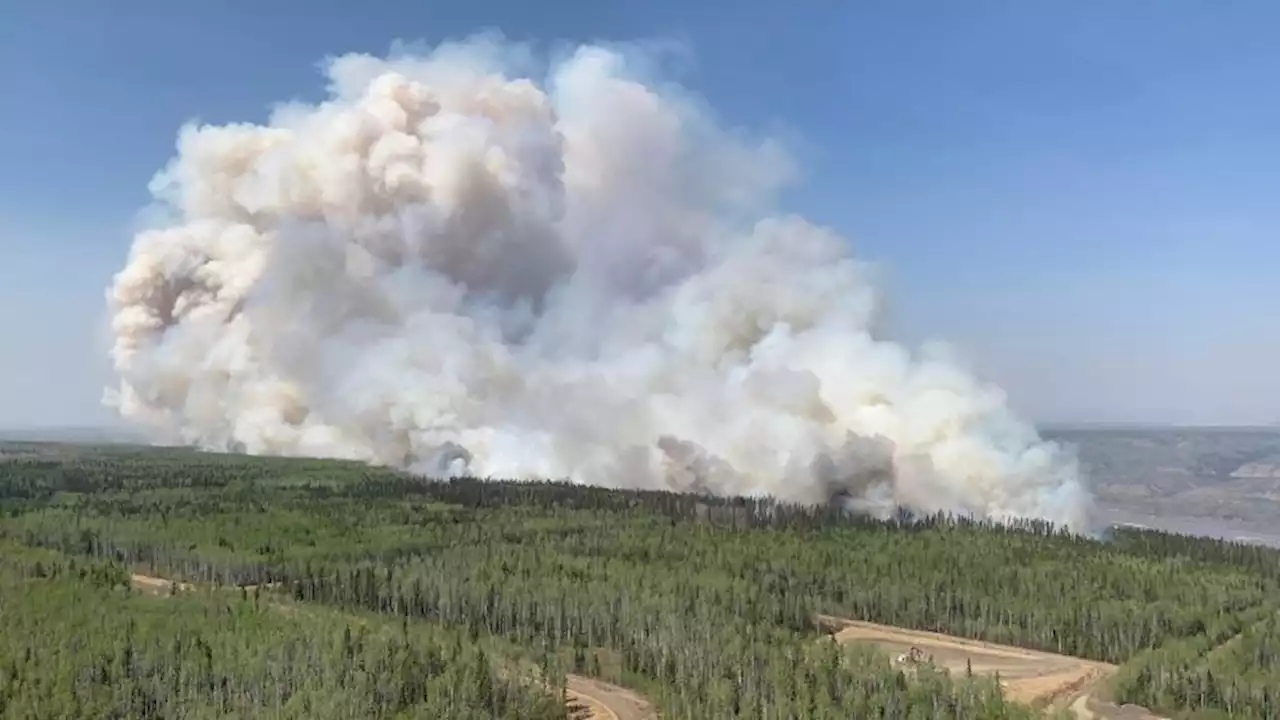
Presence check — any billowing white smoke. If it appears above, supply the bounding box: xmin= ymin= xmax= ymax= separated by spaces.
xmin=105 ymin=36 xmax=1093 ymax=532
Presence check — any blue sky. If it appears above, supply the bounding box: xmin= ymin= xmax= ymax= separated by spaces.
xmin=1 ymin=0 xmax=1277 ymax=428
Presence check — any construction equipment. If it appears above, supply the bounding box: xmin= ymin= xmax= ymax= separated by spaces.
xmin=895 ymin=646 xmax=925 ymax=665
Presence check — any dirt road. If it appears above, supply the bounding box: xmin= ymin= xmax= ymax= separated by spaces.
xmin=127 ymin=573 xmax=655 ymax=720
xmin=817 ymin=615 xmax=1165 ymax=719
xmin=130 ymin=573 xmax=194 ymax=594
xmin=565 ymin=675 xmax=657 ymax=720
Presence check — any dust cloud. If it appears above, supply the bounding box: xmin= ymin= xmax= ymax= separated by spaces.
xmin=104 ymin=36 xmax=1093 ymax=532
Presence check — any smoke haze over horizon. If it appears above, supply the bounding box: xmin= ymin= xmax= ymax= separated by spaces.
xmin=102 ymin=36 xmax=1093 ymax=532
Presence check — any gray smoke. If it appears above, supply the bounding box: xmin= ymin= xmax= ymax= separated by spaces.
xmin=104 ymin=36 xmax=1094 ymax=532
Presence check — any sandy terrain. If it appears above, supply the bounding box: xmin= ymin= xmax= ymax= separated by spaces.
xmin=127 ymin=574 xmax=655 ymax=720
xmin=817 ymin=615 xmax=1165 ymax=719
xmin=566 ymin=675 xmax=657 ymax=720
xmin=130 ymin=573 xmax=194 ymax=594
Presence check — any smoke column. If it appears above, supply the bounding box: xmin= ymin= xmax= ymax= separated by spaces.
xmin=105 ymin=36 xmax=1093 ymax=532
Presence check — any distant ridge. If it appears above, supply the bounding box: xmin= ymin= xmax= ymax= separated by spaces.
xmin=0 ymin=425 xmax=149 ymax=444
xmin=1041 ymin=422 xmax=1280 ymax=433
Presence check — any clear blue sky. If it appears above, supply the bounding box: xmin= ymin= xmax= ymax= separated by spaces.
xmin=1 ymin=0 xmax=1277 ymax=428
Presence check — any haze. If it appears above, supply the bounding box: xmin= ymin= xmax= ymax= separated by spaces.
xmin=2 ymin=0 xmax=1279 ymax=432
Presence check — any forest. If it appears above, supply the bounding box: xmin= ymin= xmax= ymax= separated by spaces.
xmin=1 ymin=442 xmax=1278 ymax=719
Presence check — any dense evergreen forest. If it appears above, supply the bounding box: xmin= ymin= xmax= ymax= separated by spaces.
xmin=1 ymin=443 xmax=1278 ymax=718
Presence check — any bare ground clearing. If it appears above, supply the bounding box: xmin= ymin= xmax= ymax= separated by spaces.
xmin=127 ymin=573 xmax=655 ymax=720
xmin=816 ymin=615 xmax=1166 ymax=720
xmin=130 ymin=573 xmax=195 ymax=594
xmin=566 ymin=675 xmax=657 ymax=720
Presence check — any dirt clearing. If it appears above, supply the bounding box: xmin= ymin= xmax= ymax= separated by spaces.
xmin=566 ymin=675 xmax=657 ymax=720
xmin=816 ymin=615 xmax=1165 ymax=719
xmin=130 ymin=573 xmax=194 ymax=594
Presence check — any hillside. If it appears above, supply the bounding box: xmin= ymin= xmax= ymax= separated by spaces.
xmin=1043 ymin=426 xmax=1280 ymax=542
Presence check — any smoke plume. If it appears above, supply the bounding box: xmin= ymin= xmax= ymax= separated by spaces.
xmin=105 ymin=36 xmax=1093 ymax=532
